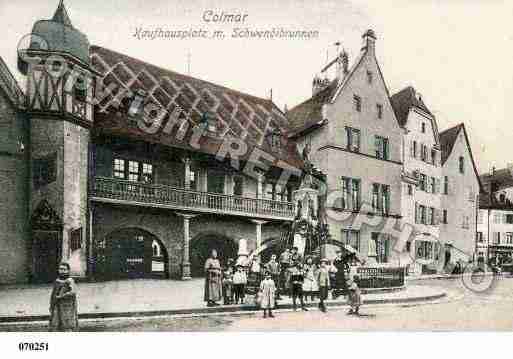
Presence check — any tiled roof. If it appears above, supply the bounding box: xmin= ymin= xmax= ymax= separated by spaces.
xmin=390 ymin=86 xmax=433 ymax=127
xmin=90 ymin=45 xmax=304 ymax=170
xmin=480 ymin=167 xmax=513 ymax=191
xmin=286 ymin=80 xmax=337 ymax=137
xmin=439 ymin=123 xmax=483 ymax=191
xmin=439 ymin=123 xmax=463 ymax=165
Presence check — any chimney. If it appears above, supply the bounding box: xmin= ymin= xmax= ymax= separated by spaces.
xmin=361 ymin=29 xmax=376 ymax=55
xmin=336 ymin=50 xmax=349 ymax=82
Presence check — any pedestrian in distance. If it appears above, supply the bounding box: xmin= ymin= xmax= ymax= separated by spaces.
xmin=232 ymin=264 xmax=247 ymax=304
xmin=289 ymin=261 xmax=308 ymax=311
xmin=317 ymin=258 xmax=330 ymax=313
xmin=204 ymin=249 xmax=223 ymax=307
xmin=347 ymin=275 xmax=362 ymax=315
xmin=49 ymin=262 xmax=79 ymax=332
xmin=259 ymin=271 xmax=276 ymax=318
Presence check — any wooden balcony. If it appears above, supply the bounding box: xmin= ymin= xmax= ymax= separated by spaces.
xmin=90 ymin=176 xmax=295 ymax=221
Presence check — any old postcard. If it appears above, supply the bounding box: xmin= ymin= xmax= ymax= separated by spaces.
xmin=0 ymin=0 xmax=512 ymax=356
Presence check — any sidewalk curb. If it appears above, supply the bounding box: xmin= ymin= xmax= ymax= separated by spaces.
xmin=0 ymin=291 xmax=446 ymax=325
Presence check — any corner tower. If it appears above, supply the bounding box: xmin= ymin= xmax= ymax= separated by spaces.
xmin=18 ymin=0 xmax=94 ymax=282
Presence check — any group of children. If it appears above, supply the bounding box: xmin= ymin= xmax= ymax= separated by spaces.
xmin=221 ymin=250 xmax=363 ymax=319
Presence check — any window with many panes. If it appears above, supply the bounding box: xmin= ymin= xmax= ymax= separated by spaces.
xmin=114 ymin=158 xmax=125 ymax=179
xmin=459 ymin=156 xmax=464 ymax=173
xmin=372 ymin=184 xmax=379 ymax=212
xmin=375 ymin=136 xmax=389 ymax=160
xmin=430 ymin=207 xmax=436 ymax=225
xmin=342 ymin=229 xmax=360 ymax=251
xmin=351 ymin=179 xmax=360 ymax=210
xmin=476 ymin=232 xmax=484 ymax=243
xmin=373 ymin=233 xmax=390 ymax=263
xmin=113 ymin=158 xmax=154 ymax=183
xmin=381 ymin=185 xmax=390 ymax=215
xmin=506 ymin=232 xmax=513 ymax=244
xmin=443 ymin=209 xmax=448 ymax=224
xmin=419 ymin=173 xmax=427 ymax=191
xmin=345 ymin=127 xmax=360 ymax=152
xmin=443 ymin=176 xmax=449 ymax=194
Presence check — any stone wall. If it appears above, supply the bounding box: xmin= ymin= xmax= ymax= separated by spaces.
xmin=0 ymin=87 xmax=30 ymax=283
xmin=92 ymin=202 xmax=287 ymax=279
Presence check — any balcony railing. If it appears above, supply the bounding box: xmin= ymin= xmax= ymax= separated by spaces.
xmin=91 ymin=176 xmax=295 ymax=220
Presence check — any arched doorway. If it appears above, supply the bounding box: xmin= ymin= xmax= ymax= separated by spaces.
xmin=190 ymin=233 xmax=237 ymax=277
xmin=96 ymin=228 xmax=168 ymax=280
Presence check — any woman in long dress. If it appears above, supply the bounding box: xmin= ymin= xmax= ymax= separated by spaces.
xmin=204 ymin=249 xmax=223 ymax=306
xmin=49 ymin=262 xmax=79 ymax=332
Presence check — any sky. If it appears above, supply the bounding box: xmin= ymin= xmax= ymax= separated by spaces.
xmin=0 ymin=0 xmax=512 ymax=173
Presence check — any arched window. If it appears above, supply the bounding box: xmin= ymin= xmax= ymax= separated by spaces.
xmin=152 ymin=240 xmax=161 ymax=257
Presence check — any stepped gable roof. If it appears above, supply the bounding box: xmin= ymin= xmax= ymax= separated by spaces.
xmin=90 ymin=45 xmax=304 ymax=170
xmin=286 ymin=80 xmax=337 ymax=138
xmin=390 ymin=86 xmax=434 ymax=127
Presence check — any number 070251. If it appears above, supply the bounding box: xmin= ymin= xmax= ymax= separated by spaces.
xmin=18 ymin=342 xmax=49 ymax=351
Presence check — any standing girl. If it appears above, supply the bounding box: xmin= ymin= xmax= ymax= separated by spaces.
xmin=302 ymin=256 xmax=318 ymax=302
xmin=49 ymin=262 xmax=78 ymax=332
xmin=259 ymin=272 xmax=276 ymax=318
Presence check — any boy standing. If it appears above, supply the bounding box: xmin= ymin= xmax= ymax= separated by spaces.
xmin=232 ymin=265 xmax=247 ymax=304
xmin=317 ymin=258 xmax=330 ymax=313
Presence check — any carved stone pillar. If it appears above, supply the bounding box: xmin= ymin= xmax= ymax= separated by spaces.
xmin=177 ymin=212 xmax=198 ymax=280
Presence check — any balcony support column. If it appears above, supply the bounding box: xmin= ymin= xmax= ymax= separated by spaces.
xmin=257 ymin=173 xmax=264 ymax=198
xmin=251 ymin=219 xmax=268 ymax=250
xmin=176 ymin=212 xmax=198 ymax=280
xmin=183 ymin=157 xmax=191 ymax=190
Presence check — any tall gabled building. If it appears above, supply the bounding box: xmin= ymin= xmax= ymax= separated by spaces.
xmin=439 ymin=123 xmax=481 ymax=267
xmin=391 ymin=86 xmax=443 ymax=274
xmin=288 ymin=30 xmax=404 ymax=264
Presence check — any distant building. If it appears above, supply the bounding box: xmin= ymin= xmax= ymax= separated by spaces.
xmin=479 ymin=167 xmax=513 ymax=264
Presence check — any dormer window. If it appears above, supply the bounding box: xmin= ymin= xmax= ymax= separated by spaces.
xmin=128 ymin=89 xmax=147 ymax=118
xmin=202 ymin=111 xmax=218 ymax=133
xmin=269 ymin=128 xmax=282 ymax=150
